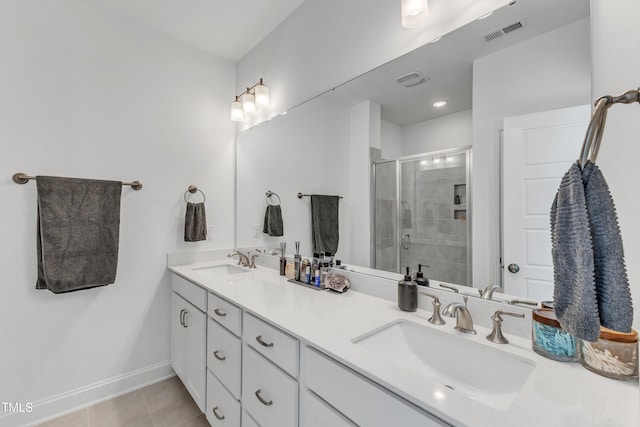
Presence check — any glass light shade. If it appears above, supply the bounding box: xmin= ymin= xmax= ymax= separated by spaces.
xmin=241 ymin=92 xmax=256 ymax=113
xmin=255 ymin=84 xmax=270 ymax=106
xmin=401 ymin=0 xmax=429 ymax=28
xmin=231 ymin=100 xmax=244 ymax=122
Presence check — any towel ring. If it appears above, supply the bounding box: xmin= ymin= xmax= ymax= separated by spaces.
xmin=266 ymin=190 xmax=281 ymax=206
xmin=184 ymin=185 xmax=206 ymax=203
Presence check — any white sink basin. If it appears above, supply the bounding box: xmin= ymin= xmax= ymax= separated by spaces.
xmin=352 ymin=320 xmax=535 ymax=410
xmin=191 ymin=264 xmax=249 ymax=279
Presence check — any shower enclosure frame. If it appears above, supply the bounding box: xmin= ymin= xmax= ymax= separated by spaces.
xmin=371 ymin=146 xmax=473 ymax=286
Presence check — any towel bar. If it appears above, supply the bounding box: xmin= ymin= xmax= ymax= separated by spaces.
xmin=12 ymin=173 xmax=143 ymax=190
xmin=297 ymin=192 xmax=343 ymax=199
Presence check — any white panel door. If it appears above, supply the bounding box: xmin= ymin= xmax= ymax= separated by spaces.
xmin=502 ymin=105 xmax=590 ymax=299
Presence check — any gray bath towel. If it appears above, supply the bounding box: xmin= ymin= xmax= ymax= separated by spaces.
xmin=36 ymin=176 xmax=122 ymax=293
xmin=311 ymin=195 xmax=340 ymax=255
xmin=582 ymin=161 xmax=633 ymax=332
xmin=551 ymin=161 xmax=600 ymax=341
xmin=263 ymin=204 xmax=284 ymax=237
xmin=184 ymin=202 xmax=207 ymax=242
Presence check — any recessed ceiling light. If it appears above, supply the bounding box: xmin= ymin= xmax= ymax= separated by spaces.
xmin=478 ymin=11 xmax=494 ymax=20
xmin=420 ymin=160 xmax=428 ymax=166
xmin=432 ymin=100 xmax=447 ymax=108
xmin=429 ymin=36 xmax=442 ymax=43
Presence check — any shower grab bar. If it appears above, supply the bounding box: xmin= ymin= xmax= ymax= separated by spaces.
xmin=12 ymin=172 xmax=143 ymax=190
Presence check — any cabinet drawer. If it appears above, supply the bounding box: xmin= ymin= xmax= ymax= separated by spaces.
xmin=304 ymin=346 xmax=446 ymax=427
xmin=207 ymin=318 xmax=241 ymax=399
xmin=244 ymin=312 xmax=299 ymax=377
xmin=302 ymin=390 xmax=355 ymax=427
xmin=242 ymin=410 xmax=260 ymax=427
xmin=207 ymin=370 xmax=241 ymax=427
xmin=208 ymin=292 xmax=242 ymax=337
xmin=242 ymin=345 xmax=298 ymax=427
xmin=172 ymin=274 xmax=207 ymax=312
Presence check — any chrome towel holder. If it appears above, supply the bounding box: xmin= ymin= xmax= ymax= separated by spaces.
xmin=184 ymin=185 xmax=206 ymax=203
xmin=266 ymin=190 xmax=281 ymax=206
xmin=12 ymin=172 xmax=143 ymax=190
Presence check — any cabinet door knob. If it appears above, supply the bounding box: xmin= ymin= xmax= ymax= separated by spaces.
xmin=255 ymin=335 xmax=274 ymax=348
xmin=212 ymin=406 xmax=225 ymax=420
xmin=255 ymin=389 xmax=273 ymax=406
xmin=214 ymin=308 xmax=227 ymax=317
xmin=213 ymin=350 xmax=226 ymax=361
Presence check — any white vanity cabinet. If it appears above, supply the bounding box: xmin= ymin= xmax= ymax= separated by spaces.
xmin=303 ymin=346 xmax=447 ymax=427
xmin=242 ymin=312 xmax=300 ymax=427
xmin=171 ymin=275 xmax=207 ymax=412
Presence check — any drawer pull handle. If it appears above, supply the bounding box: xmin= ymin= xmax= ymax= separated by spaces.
xmin=212 ymin=406 xmax=225 ymax=420
xmin=182 ymin=311 xmax=188 ymax=328
xmin=179 ymin=309 xmax=185 ymax=326
xmin=213 ymin=350 xmax=226 ymax=361
xmin=255 ymin=335 xmax=274 ymax=348
xmin=255 ymin=389 xmax=273 ymax=406
xmin=214 ymin=308 xmax=227 ymax=317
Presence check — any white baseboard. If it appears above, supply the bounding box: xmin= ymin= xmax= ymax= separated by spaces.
xmin=0 ymin=361 xmax=174 ymax=427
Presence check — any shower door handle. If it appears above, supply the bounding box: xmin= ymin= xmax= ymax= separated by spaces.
xmin=402 ymin=234 xmax=411 ymax=250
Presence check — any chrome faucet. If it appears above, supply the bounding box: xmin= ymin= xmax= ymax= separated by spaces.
xmin=439 ymin=284 xmax=459 ymax=293
xmin=486 ymin=310 xmax=525 ymax=344
xmin=480 ymin=284 xmax=502 ymax=300
xmin=249 ymin=254 xmax=259 ymax=269
xmin=227 ymin=251 xmax=251 ymax=267
xmin=443 ymin=296 xmax=476 ymax=334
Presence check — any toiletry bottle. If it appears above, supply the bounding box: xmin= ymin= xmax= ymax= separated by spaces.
xmin=335 ymin=260 xmax=345 ymax=269
xmin=415 ymin=264 xmax=430 ymax=287
xmin=294 ymin=241 xmax=302 ymax=281
xmin=398 ymin=267 xmax=418 ymax=312
xmin=320 ymin=261 xmax=330 ymax=285
xmin=314 ymin=263 xmax=321 ymax=287
xmin=303 ymin=259 xmax=311 ymax=284
xmin=279 ymin=242 xmax=287 ymax=276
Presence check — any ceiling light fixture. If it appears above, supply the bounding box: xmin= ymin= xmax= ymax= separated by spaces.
xmin=230 ymin=78 xmax=269 ymax=122
xmin=401 ymin=0 xmax=429 ymax=28
xmin=433 ymin=100 xmax=447 ymax=108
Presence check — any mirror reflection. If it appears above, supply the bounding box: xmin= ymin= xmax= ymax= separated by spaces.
xmin=236 ymin=0 xmax=591 ymax=302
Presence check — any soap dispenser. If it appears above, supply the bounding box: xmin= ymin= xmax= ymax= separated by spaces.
xmin=398 ymin=267 xmax=418 ymax=312
xmin=414 ymin=264 xmax=430 ymax=287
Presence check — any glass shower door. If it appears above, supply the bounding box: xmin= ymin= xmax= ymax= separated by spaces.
xmin=373 ymin=160 xmax=398 ymax=272
xmin=399 ymin=152 xmax=469 ymax=284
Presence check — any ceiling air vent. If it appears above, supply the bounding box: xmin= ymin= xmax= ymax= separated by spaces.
xmin=481 ymin=21 xmax=524 ymax=42
xmin=396 ymin=71 xmax=430 ymax=88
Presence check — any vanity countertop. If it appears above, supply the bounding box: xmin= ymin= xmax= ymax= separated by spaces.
xmin=169 ymin=259 xmax=639 ymax=427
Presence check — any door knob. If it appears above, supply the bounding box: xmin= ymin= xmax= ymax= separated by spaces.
xmin=507 ymin=263 xmax=520 ymax=273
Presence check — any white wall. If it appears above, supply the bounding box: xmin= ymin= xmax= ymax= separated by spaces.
xmin=472 ymin=18 xmax=591 ymax=287
xmin=0 ymin=1 xmax=235 ymax=425
xmin=402 ymin=109 xmax=473 ymax=156
xmin=591 ymin=0 xmax=640 ymax=331
xmin=236 ymin=96 xmax=351 ymax=260
xmin=380 ymin=120 xmax=403 ymax=160
xmin=237 ymin=0 xmax=509 ymax=126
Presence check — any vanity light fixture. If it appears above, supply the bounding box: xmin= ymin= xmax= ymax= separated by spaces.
xmin=401 ymin=0 xmax=429 ymax=28
xmin=230 ymin=78 xmax=270 ymax=122
xmin=433 ymin=100 xmax=448 ymax=108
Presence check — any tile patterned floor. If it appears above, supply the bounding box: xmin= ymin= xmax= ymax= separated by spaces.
xmin=36 ymin=377 xmax=208 ymax=427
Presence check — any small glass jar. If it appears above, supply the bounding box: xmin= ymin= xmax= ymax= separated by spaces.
xmin=580 ymin=327 xmax=638 ymax=381
xmin=532 ymin=309 xmax=578 ymax=362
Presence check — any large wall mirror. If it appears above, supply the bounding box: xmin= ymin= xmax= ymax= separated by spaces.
xmin=236 ymin=0 xmax=591 ymax=303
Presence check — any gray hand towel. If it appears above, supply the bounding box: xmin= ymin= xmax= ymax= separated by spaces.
xmin=36 ymin=176 xmax=122 ymax=293
xmin=311 ymin=195 xmax=340 ymax=256
xmin=263 ymin=204 xmax=284 ymax=237
xmin=551 ymin=161 xmax=600 ymax=341
xmin=184 ymin=202 xmax=207 ymax=242
xmin=581 ymin=161 xmax=633 ymax=332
